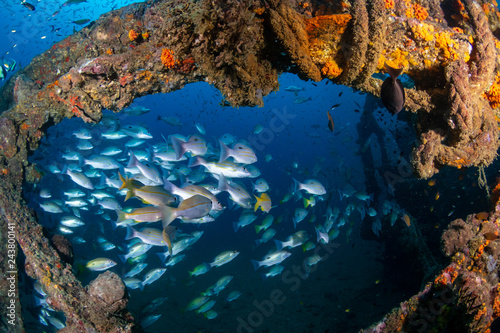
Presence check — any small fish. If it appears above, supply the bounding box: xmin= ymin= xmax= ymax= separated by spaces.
xmin=255 ymin=215 xmax=274 ymax=233
xmin=292 ymin=208 xmax=308 ymax=228
xmin=293 ymin=97 xmax=312 ymax=104
xmin=401 ymin=214 xmax=411 ymax=227
xmin=476 ymin=212 xmax=489 ymax=220
xmin=293 ymin=178 xmax=326 ymax=195
xmin=428 ymin=179 xmax=436 ymax=186
xmin=381 ymin=62 xmax=405 ymax=115
xmin=62 ymin=0 xmax=87 ymax=6
xmin=159 ymin=195 xmax=212 ymax=226
xmin=253 ymin=178 xmax=269 ymax=193
xmin=226 ymin=290 xmax=242 ymax=302
xmin=219 ymin=141 xmax=257 ymax=164
xmin=157 ymin=115 xmax=182 ymax=127
xmin=251 ymin=250 xmax=291 ymax=270
xmin=327 ymin=110 xmax=334 ymax=132
xmin=253 ymin=124 xmax=264 ymax=134
xmin=142 ymin=268 xmax=167 ymax=287
xmin=72 ymin=19 xmax=90 ymax=25
xmin=21 ymin=1 xmax=35 ymax=10
xmin=484 ymin=232 xmax=500 ymax=241
xmin=189 ymin=263 xmax=211 ymax=278
xmin=284 ymin=85 xmax=304 ymax=94
xmin=124 ymin=105 xmax=150 ymax=116
xmin=86 ymin=258 xmax=116 ymax=271
xmin=254 ymin=193 xmax=272 ymax=213
xmin=209 ymin=250 xmax=239 ymax=268
xmin=171 ymin=135 xmax=207 ymax=159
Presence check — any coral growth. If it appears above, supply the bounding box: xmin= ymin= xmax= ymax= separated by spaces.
xmin=484 ymin=74 xmax=500 ymax=108
xmin=128 ymin=29 xmax=139 ymax=42
xmin=161 ymin=48 xmax=176 ymax=68
xmin=321 ymin=61 xmax=343 ymax=79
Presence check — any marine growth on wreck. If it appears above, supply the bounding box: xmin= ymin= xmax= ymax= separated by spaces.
xmin=2 ymin=0 xmax=500 ymax=332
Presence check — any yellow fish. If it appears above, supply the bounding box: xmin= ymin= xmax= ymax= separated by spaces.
xmin=254 ymin=193 xmax=272 ymax=213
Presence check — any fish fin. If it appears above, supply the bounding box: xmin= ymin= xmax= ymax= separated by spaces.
xmin=292 ymin=178 xmax=301 ymax=194
xmin=126 ymin=151 xmax=138 ymax=168
xmin=171 ymin=136 xmax=185 ymax=160
xmin=159 ymin=204 xmax=176 ymax=228
xmin=250 ymin=260 xmax=261 ymax=271
xmin=254 ymin=195 xmax=261 ymax=212
xmin=116 ymin=210 xmax=127 ymax=223
xmin=124 ymin=226 xmax=136 ymax=240
xmin=162 ymin=227 xmax=173 ymax=255
xmin=218 ymin=140 xmax=231 ymax=163
xmin=217 ymin=174 xmax=229 ymax=192
xmin=178 ymin=173 xmax=187 ymax=187
xmin=384 ymin=62 xmax=404 ymax=80
xmin=188 ymin=156 xmax=203 ymax=168
xmin=124 ymin=190 xmax=135 ymax=202
xmin=117 ymin=254 xmax=127 ymax=263
xmin=314 ymin=226 xmax=321 ymax=243
xmin=156 ymin=252 xmax=169 ymax=264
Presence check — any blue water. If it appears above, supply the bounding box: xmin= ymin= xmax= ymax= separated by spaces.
xmin=3 ymin=1 xmax=499 ymax=332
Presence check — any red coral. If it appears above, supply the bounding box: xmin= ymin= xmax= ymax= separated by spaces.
xmin=178 ymin=57 xmax=196 ymax=74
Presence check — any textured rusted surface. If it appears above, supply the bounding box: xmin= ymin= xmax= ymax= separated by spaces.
xmin=361 ymin=199 xmax=500 ymax=333
xmin=0 ymin=0 xmax=500 ymax=331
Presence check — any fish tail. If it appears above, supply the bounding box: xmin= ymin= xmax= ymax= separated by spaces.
xmin=384 ymin=62 xmax=404 ymax=80
xmin=255 ymin=239 xmax=262 ymax=247
xmin=274 ymin=239 xmax=283 ymax=251
xmin=156 ymin=252 xmax=169 ymax=264
xmin=217 ymin=174 xmax=229 ymax=192
xmin=260 ymin=273 xmax=268 ymax=281
xmin=218 ymin=140 xmax=231 ymax=163
xmin=292 ymin=178 xmax=301 ymax=194
xmin=116 ymin=209 xmax=127 ymax=223
xmin=124 ymin=191 xmax=135 ymax=202
xmin=117 ymin=254 xmax=128 ymax=263
xmin=250 ymin=259 xmax=261 ymax=271
xmin=253 ymin=195 xmax=261 ymax=212
xmin=124 ymin=226 xmax=136 ymax=240
xmin=187 ymin=156 xmax=203 ymax=168
xmin=127 ymin=151 xmax=138 ymax=168
xmin=303 ymin=197 xmax=309 ymax=208
xmin=314 ymin=226 xmax=321 ymax=243
xmin=232 ymin=222 xmax=239 ymax=233
xmin=163 ymin=178 xmax=179 ymax=194
xmin=171 ymin=137 xmax=186 ymax=160
xmin=254 ymin=225 xmax=261 ymax=234
xmin=162 ymin=226 xmax=175 ymax=255
xmin=159 ymin=204 xmax=176 ymax=228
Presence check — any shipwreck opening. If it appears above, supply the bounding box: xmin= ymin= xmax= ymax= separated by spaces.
xmin=19 ymin=73 xmax=489 ymax=332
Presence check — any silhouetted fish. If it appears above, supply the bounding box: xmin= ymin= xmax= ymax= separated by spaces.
xmin=381 ymin=63 xmax=405 ymax=115
xmin=21 ymin=1 xmax=35 ymax=10
xmin=327 ymin=110 xmax=334 ymax=132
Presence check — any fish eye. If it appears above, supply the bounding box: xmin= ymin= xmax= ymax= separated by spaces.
xmin=238 ymin=146 xmax=242 ymax=149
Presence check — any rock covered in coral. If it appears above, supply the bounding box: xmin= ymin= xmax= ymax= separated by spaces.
xmin=50 ymin=234 xmax=74 ymax=265
xmin=87 ymin=271 xmax=128 ymax=314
